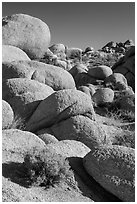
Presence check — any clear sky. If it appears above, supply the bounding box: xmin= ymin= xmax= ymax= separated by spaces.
xmin=2 ymin=2 xmax=135 ymax=50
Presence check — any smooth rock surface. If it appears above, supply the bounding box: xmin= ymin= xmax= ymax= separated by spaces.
xmin=2 ymin=45 xmax=30 ymax=63
xmin=2 ymin=14 xmax=51 ymax=59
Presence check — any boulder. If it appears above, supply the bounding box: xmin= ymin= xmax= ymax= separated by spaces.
xmin=75 ymin=73 xmax=97 ymax=87
xmin=124 ymin=46 xmax=135 ymax=58
xmin=112 ymin=46 xmax=135 ymax=90
xmin=2 ymin=78 xmax=54 ymax=119
xmin=2 ymin=100 xmax=14 ymax=129
xmin=50 ymin=115 xmax=112 ymax=150
xmin=77 ymin=86 xmax=91 ymax=97
xmin=2 ymin=60 xmax=76 ymax=90
xmin=66 ymin=48 xmax=82 ymax=61
xmin=2 ymin=45 xmax=30 ymax=63
xmin=26 ymin=89 xmax=95 ymax=132
xmin=78 ymin=85 xmax=95 ymax=97
xmin=47 ymin=140 xmax=90 ymax=158
xmin=83 ymin=145 xmax=135 ymax=202
xmin=37 ymin=132 xmax=58 ymax=144
xmin=2 ymin=129 xmax=46 ymax=156
xmin=54 ymin=59 xmax=67 ymax=70
xmin=92 ymin=88 xmax=114 ymax=106
xmin=49 ymin=43 xmax=66 ymax=60
xmin=84 ymin=46 xmax=94 ymax=53
xmin=2 ymin=129 xmax=92 ymax=202
xmin=88 ymin=65 xmax=113 ymax=80
xmin=69 ymin=63 xmax=88 ymax=78
xmin=2 ymin=14 xmax=51 ymax=59
xmin=69 ymin=63 xmax=96 ymax=87
xmin=124 ymin=39 xmax=134 ymax=48
xmin=85 ymin=83 xmax=96 ymax=96
xmin=104 ymin=73 xmax=128 ymax=90
xmin=118 ymin=95 xmax=135 ymax=112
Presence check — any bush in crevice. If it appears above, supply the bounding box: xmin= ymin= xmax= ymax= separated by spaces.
xmin=23 ymin=148 xmax=75 ymax=188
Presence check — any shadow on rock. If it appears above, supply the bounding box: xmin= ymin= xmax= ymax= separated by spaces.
xmin=68 ymin=157 xmax=122 ymax=202
xmin=2 ymin=162 xmax=30 ymax=188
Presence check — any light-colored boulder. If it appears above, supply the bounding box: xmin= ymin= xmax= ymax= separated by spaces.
xmin=2 ymin=45 xmax=30 ymax=63
xmin=85 ymin=83 xmax=96 ymax=96
xmin=88 ymin=65 xmax=113 ymax=80
xmin=2 ymin=14 xmax=51 ymax=59
xmin=47 ymin=140 xmax=91 ymax=158
xmin=2 ymin=129 xmax=46 ymax=156
xmin=54 ymin=59 xmax=67 ymax=70
xmin=2 ymin=100 xmax=14 ymax=129
xmin=2 ymin=78 xmax=54 ymax=119
xmin=2 ymin=60 xmax=76 ymax=90
xmin=49 ymin=43 xmax=66 ymax=60
xmin=37 ymin=132 xmax=58 ymax=144
xmin=49 ymin=43 xmax=66 ymax=54
xmin=50 ymin=115 xmax=112 ymax=150
xmin=83 ymin=145 xmax=135 ymax=202
xmin=92 ymin=88 xmax=114 ymax=106
xmin=26 ymin=89 xmax=95 ymax=132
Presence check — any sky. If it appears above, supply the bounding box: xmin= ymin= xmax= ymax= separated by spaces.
xmin=2 ymin=2 xmax=135 ymax=51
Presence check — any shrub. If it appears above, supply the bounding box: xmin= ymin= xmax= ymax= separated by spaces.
xmin=23 ymin=148 xmax=75 ymax=188
xmin=113 ymin=128 xmax=135 ymax=148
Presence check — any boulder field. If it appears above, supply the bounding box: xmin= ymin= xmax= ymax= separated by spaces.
xmin=2 ymin=13 xmax=135 ymax=202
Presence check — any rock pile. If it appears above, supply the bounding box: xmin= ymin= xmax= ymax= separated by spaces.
xmin=101 ymin=40 xmax=134 ymax=54
xmin=2 ymin=13 xmax=135 ymax=202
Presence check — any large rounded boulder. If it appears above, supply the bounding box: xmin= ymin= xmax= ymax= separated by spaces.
xmin=2 ymin=14 xmax=51 ymax=59
xmin=83 ymin=145 xmax=135 ymax=202
xmin=92 ymin=88 xmax=114 ymax=106
xmin=88 ymin=65 xmax=113 ymax=80
xmin=47 ymin=140 xmax=90 ymax=158
xmin=26 ymin=89 xmax=95 ymax=132
xmin=49 ymin=115 xmax=112 ymax=149
xmin=2 ymin=45 xmax=30 ymax=63
xmin=2 ymin=60 xmax=76 ymax=90
xmin=2 ymin=78 xmax=54 ymax=120
xmin=2 ymin=100 xmax=14 ymax=129
xmin=2 ymin=129 xmax=46 ymax=156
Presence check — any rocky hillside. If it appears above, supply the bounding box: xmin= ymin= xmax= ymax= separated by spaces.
xmin=2 ymin=14 xmax=135 ymax=202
